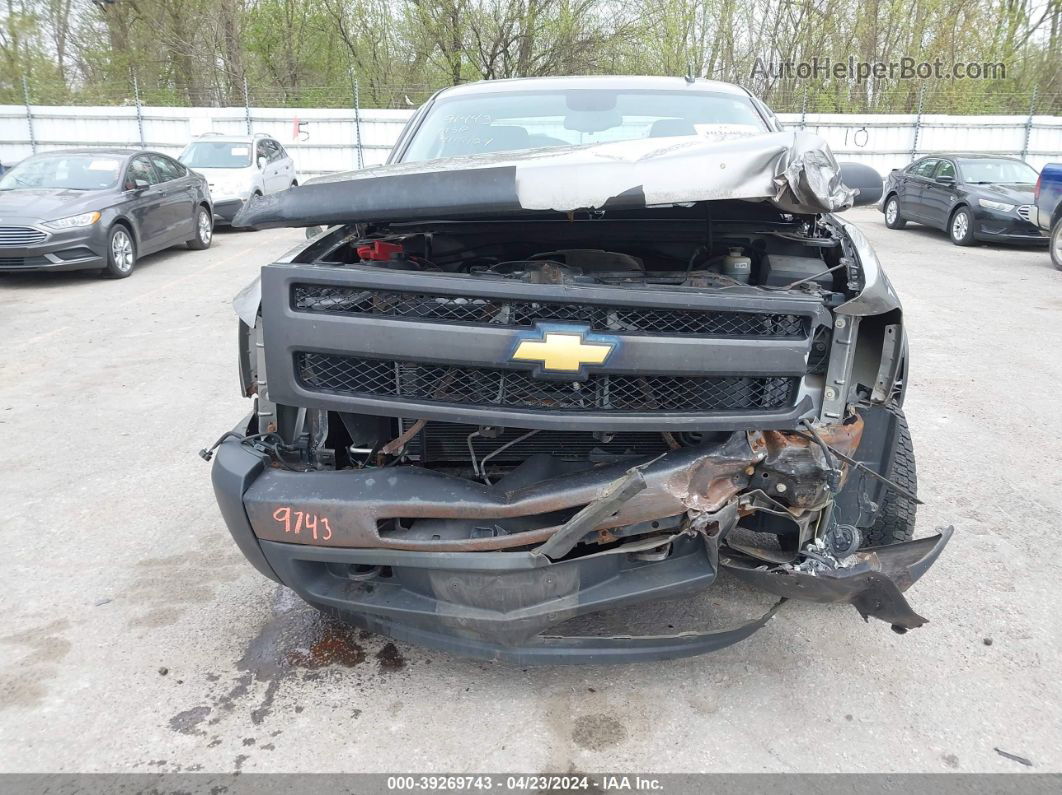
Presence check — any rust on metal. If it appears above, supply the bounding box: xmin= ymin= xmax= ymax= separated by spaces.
xmin=246 ymin=418 xmax=864 ymax=553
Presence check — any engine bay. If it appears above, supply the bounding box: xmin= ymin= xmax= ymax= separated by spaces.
xmin=301 ymin=202 xmax=861 ymax=298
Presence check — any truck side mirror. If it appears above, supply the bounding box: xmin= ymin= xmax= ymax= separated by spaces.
xmin=838 ymin=162 xmax=884 ymax=206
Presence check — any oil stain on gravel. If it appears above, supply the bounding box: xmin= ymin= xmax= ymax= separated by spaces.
xmin=0 ymin=619 xmax=72 ymax=710
xmin=126 ymin=535 xmax=245 ymax=629
xmin=167 ymin=586 xmax=407 ymax=741
xmin=571 ymin=714 xmax=628 ymax=751
xmin=375 ymin=642 xmax=406 ymax=672
xmin=169 ymin=705 xmax=212 ymax=735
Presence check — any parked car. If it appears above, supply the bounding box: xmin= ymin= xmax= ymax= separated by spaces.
xmin=207 ymin=76 xmax=951 ymax=664
xmin=0 ymin=148 xmax=212 ymax=278
xmin=1033 ymin=162 xmax=1062 ymax=270
xmin=179 ymin=133 xmax=297 ymax=227
xmin=880 ymin=154 xmax=1046 ymax=246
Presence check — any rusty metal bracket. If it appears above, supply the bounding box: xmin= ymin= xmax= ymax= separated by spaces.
xmin=531 ymin=467 xmax=648 ymax=561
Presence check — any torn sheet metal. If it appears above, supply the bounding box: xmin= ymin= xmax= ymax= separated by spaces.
xmin=721 ymin=526 xmax=953 ymax=631
xmin=233 ymin=131 xmax=855 ymax=230
xmin=242 ymin=433 xmax=760 ymax=551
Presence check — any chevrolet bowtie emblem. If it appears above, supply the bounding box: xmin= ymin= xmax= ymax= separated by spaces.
xmin=510 ymin=323 xmax=618 ymax=379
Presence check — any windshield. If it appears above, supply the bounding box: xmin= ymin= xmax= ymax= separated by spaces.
xmin=0 ymin=153 xmax=123 ymax=191
xmin=401 ymin=89 xmax=768 ymax=162
xmin=180 ymin=141 xmax=252 ymax=168
xmin=957 ymin=159 xmax=1038 ymax=185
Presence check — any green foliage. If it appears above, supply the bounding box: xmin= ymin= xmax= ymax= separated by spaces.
xmin=1 ymin=0 xmax=1059 ymax=113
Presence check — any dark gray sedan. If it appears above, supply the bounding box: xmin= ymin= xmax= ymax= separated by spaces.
xmin=0 ymin=148 xmax=213 ymax=278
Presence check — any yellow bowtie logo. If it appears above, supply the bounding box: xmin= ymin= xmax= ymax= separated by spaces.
xmin=511 ymin=327 xmax=616 ymax=375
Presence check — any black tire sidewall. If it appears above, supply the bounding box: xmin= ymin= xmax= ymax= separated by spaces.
xmin=188 ymin=206 xmax=213 ymax=249
xmin=950 ymin=207 xmax=975 ymax=245
xmin=1051 ymin=218 xmax=1062 ymax=270
xmin=104 ymin=225 xmax=136 ymax=278
xmin=864 ymin=404 xmax=918 ymax=546
xmin=884 ymin=196 xmax=905 ymax=229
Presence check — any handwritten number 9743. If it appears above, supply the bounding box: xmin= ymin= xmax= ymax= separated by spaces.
xmin=272 ymin=507 xmax=333 ymax=541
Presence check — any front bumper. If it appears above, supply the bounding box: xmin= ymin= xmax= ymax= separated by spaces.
xmin=973 ymin=207 xmax=1048 ymax=244
xmin=212 ymin=424 xmax=953 ymax=664
xmin=0 ymin=223 xmax=105 ymax=272
xmin=213 ymin=199 xmax=245 ymax=225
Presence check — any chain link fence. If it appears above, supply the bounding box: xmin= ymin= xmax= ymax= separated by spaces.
xmin=8 ymin=72 xmax=1062 ymax=115
xmin=3 ymin=73 xmax=1061 ymax=176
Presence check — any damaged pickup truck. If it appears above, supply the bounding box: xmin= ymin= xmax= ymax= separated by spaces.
xmin=207 ymin=76 xmax=952 ymax=663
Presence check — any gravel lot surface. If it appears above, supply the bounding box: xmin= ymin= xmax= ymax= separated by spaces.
xmin=1 ymin=208 xmax=1060 ymax=774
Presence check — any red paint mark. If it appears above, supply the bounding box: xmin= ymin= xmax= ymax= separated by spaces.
xmin=272 ymin=507 xmax=333 ymax=541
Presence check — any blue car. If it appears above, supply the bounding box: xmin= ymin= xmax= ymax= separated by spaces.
xmin=1034 ymin=162 xmax=1062 ymax=270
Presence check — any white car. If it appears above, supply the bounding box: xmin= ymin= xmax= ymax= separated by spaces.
xmin=178 ymin=133 xmax=297 ymax=226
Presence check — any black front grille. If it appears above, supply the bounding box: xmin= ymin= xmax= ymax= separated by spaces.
xmin=0 ymin=256 xmax=50 ymax=269
xmin=297 ymin=352 xmax=798 ymax=413
xmin=293 ymin=285 xmax=807 ymax=338
xmin=807 ymin=325 xmax=831 ymax=375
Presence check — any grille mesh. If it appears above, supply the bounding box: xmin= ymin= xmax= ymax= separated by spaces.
xmin=0 ymin=256 xmax=50 ymax=269
xmin=296 ymin=352 xmax=797 ymax=413
xmin=293 ymin=285 xmax=807 ymax=338
xmin=0 ymin=226 xmax=48 ymax=246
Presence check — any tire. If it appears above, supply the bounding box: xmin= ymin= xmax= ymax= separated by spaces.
xmin=1051 ymin=217 xmax=1062 ymax=271
xmin=883 ymin=195 xmax=907 ymax=229
xmin=949 ymin=207 xmax=975 ymax=246
xmin=101 ymin=224 xmax=136 ymax=279
xmin=863 ymin=405 xmax=917 ymax=546
xmin=186 ymin=205 xmax=213 ymax=250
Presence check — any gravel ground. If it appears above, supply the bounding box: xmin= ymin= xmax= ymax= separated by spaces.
xmin=1 ymin=208 xmax=1060 ymax=774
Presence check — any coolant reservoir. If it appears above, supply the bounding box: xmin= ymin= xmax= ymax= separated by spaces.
xmin=722 ymin=247 xmax=752 ymax=283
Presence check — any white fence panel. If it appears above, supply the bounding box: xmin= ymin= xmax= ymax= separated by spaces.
xmin=0 ymin=105 xmax=415 ymax=177
xmin=2 ymin=104 xmax=1060 ymax=179
xmin=777 ymin=112 xmax=1062 ymax=172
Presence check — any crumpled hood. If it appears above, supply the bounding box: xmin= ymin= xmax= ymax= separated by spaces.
xmin=234 ymin=131 xmax=856 ymax=229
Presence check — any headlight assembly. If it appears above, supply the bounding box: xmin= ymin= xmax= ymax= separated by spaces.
xmin=978 ymin=199 xmax=1015 ymax=213
xmin=44 ymin=211 xmax=101 ymax=229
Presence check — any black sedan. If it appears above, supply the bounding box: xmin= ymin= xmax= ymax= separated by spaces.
xmin=0 ymin=148 xmax=213 ymax=278
xmin=879 ymin=154 xmax=1046 ymax=246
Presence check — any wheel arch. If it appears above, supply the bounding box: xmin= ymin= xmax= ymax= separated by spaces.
xmin=948 ymin=201 xmax=971 ymax=220
xmin=109 ymin=215 xmax=138 ymax=247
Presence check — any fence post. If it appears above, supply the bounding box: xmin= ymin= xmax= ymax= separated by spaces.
xmin=910 ymin=83 xmax=925 ymax=157
xmin=131 ymin=72 xmax=146 ymax=149
xmin=350 ymin=69 xmax=365 ymax=169
xmin=243 ymin=76 xmax=252 ymax=134
xmin=21 ymin=76 xmax=37 ymax=154
xmin=1021 ymin=88 xmax=1038 ymax=161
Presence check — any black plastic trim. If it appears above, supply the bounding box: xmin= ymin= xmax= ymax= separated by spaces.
xmin=210 ymin=431 xmax=281 ymax=583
